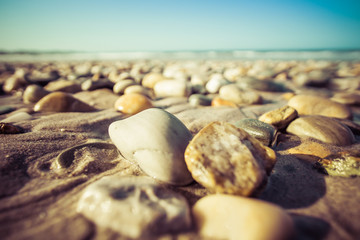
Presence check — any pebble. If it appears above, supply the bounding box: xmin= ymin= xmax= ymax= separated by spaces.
xmin=328 ymin=77 xmax=360 ymax=91
xmin=53 ymin=142 xmax=120 ymax=174
xmin=188 ymin=94 xmax=212 ymax=106
xmin=259 ymin=105 xmax=298 ymax=129
xmin=81 ymin=79 xmax=114 ymax=91
xmin=205 ymin=74 xmax=230 ymax=94
xmin=219 ymin=84 xmax=262 ymax=105
xmin=2 ymin=112 xmax=33 ymax=123
xmin=237 ymin=77 xmax=286 ymax=92
xmin=331 ymin=92 xmax=360 ymax=106
xmin=34 ymin=92 xmax=97 ymax=112
xmin=211 ymin=96 xmax=237 ymax=107
xmin=109 ymin=108 xmax=193 ymax=185
xmin=192 ymin=194 xmax=293 ymax=240
xmin=113 ymin=79 xmax=136 ymax=95
xmin=3 ymin=76 xmax=27 ymax=93
xmin=288 ymin=95 xmax=352 ymax=119
xmin=0 ymin=106 xmax=15 ymax=115
xmin=123 ymin=85 xmax=152 ymax=98
xmin=293 ymin=70 xmax=330 ymax=87
xmin=234 ymin=118 xmax=276 ymax=146
xmin=44 ymin=79 xmax=82 ymax=93
xmin=286 ymin=116 xmax=355 ymax=146
xmin=23 ymin=84 xmax=50 ymax=104
xmin=25 ymin=70 xmax=60 ymax=86
xmin=154 ymin=80 xmax=190 ymax=98
xmin=142 ymin=72 xmax=166 ymax=88
xmin=315 ymin=151 xmax=360 ymax=177
xmin=114 ymin=93 xmax=153 ymax=115
xmin=184 ymin=121 xmax=276 ymax=196
xmin=77 ymin=176 xmax=191 ymax=238
xmin=0 ymin=122 xmax=24 ymax=134
xmin=287 ymin=140 xmax=334 ymax=160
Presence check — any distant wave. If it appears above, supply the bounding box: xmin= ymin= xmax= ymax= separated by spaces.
xmin=0 ymin=50 xmax=359 ymax=62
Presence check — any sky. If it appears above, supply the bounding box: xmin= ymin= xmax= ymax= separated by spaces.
xmin=0 ymin=0 xmax=360 ymax=52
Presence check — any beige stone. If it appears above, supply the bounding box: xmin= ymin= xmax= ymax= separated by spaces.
xmin=142 ymin=72 xmax=165 ymax=89
xmin=219 ymin=84 xmax=262 ymax=105
xmin=23 ymin=84 xmax=50 ymax=104
xmin=114 ymin=93 xmax=153 ymax=115
xmin=192 ymin=194 xmax=293 ymax=240
xmin=259 ymin=105 xmax=298 ymax=129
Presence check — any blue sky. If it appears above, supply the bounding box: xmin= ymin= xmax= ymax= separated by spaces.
xmin=0 ymin=0 xmax=359 ymax=51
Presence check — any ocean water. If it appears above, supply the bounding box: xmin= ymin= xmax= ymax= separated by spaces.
xmin=0 ymin=50 xmax=360 ymax=62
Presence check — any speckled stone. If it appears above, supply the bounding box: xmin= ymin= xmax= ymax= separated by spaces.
xmin=315 ymin=151 xmax=360 ymax=177
xmin=23 ymin=84 xmax=50 ymax=104
xmin=114 ymin=93 xmax=153 ymax=115
xmin=288 ymin=95 xmax=352 ymax=119
xmin=109 ymin=108 xmax=193 ymax=185
xmin=219 ymin=84 xmax=262 ymax=105
xmin=192 ymin=194 xmax=293 ymax=240
xmin=258 ymin=105 xmax=298 ymax=129
xmin=234 ymin=118 xmax=276 ymax=146
xmin=286 ymin=116 xmax=355 ymax=146
xmin=34 ymin=92 xmax=97 ymax=112
xmin=184 ymin=121 xmax=276 ymax=196
xmin=77 ymin=176 xmax=191 ymax=238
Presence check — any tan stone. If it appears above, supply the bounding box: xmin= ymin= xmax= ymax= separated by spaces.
xmin=192 ymin=194 xmax=293 ymax=240
xmin=142 ymin=72 xmax=165 ymax=89
xmin=184 ymin=122 xmax=276 ymax=196
xmin=211 ymin=96 xmax=237 ymax=107
xmin=288 ymin=95 xmax=352 ymax=119
xmin=259 ymin=105 xmax=298 ymax=129
xmin=114 ymin=93 xmax=153 ymax=115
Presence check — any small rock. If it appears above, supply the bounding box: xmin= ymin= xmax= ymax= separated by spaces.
xmin=154 ymin=80 xmax=190 ymax=98
xmin=259 ymin=105 xmax=298 ymax=129
xmin=192 ymin=194 xmax=293 ymax=240
xmin=219 ymin=84 xmax=262 ymax=105
xmin=0 ymin=122 xmax=24 ymax=134
xmin=184 ymin=121 xmax=276 ymax=196
xmin=23 ymin=84 xmax=50 ymax=104
xmin=77 ymin=176 xmax=191 ymax=238
xmin=25 ymin=70 xmax=60 ymax=86
xmin=3 ymin=76 xmax=27 ymax=93
xmin=2 ymin=112 xmax=32 ymax=123
xmin=286 ymin=116 xmax=355 ymax=146
xmin=81 ymin=79 xmax=114 ymax=91
xmin=234 ymin=118 xmax=276 ymax=146
xmin=331 ymin=92 xmax=360 ymax=106
xmin=293 ymin=70 xmax=330 ymax=87
xmin=123 ymin=85 xmax=152 ymax=98
xmin=113 ymin=79 xmax=136 ymax=95
xmin=0 ymin=106 xmax=15 ymax=115
xmin=328 ymin=77 xmax=360 ymax=91
xmin=237 ymin=77 xmax=286 ymax=92
xmin=288 ymin=95 xmax=352 ymax=119
xmin=211 ymin=96 xmax=237 ymax=107
xmin=142 ymin=72 xmax=166 ymax=89
xmin=114 ymin=93 xmax=153 ymax=115
xmin=315 ymin=151 xmax=360 ymax=177
xmin=44 ymin=79 xmax=82 ymax=93
xmin=205 ymin=75 xmax=230 ymax=94
xmin=34 ymin=92 xmax=97 ymax=112
xmin=109 ymin=108 xmax=193 ymax=185
xmin=188 ymin=94 xmax=212 ymax=106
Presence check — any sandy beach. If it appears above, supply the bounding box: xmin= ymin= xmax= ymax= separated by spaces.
xmin=1 ymin=58 xmax=360 ymax=239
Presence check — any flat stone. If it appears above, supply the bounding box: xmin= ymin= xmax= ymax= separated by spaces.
xmin=77 ymin=176 xmax=191 ymax=238
xmin=184 ymin=122 xmax=276 ymax=196
xmin=219 ymin=84 xmax=262 ymax=105
xmin=315 ymin=151 xmax=360 ymax=177
xmin=34 ymin=92 xmax=97 ymax=112
xmin=286 ymin=116 xmax=355 ymax=146
xmin=23 ymin=84 xmax=50 ymax=104
xmin=44 ymin=79 xmax=82 ymax=93
xmin=234 ymin=118 xmax=276 ymax=146
xmin=114 ymin=93 xmax=153 ymax=115
xmin=287 ymin=139 xmax=335 ymax=161
xmin=2 ymin=112 xmax=33 ymax=123
xmin=154 ymin=80 xmax=190 ymax=98
xmin=259 ymin=105 xmax=298 ymax=129
xmin=109 ymin=108 xmax=193 ymax=185
xmin=192 ymin=194 xmax=293 ymax=240
xmin=288 ymin=95 xmax=352 ymax=119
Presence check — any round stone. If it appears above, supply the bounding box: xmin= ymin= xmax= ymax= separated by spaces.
xmin=184 ymin=121 xmax=276 ymax=196
xmin=23 ymin=84 xmax=50 ymax=104
xmin=114 ymin=93 xmax=153 ymax=115
xmin=258 ymin=105 xmax=298 ymax=129
xmin=34 ymin=92 xmax=97 ymax=112
xmin=192 ymin=194 xmax=293 ymax=240
xmin=154 ymin=80 xmax=190 ymax=98
xmin=108 ymin=108 xmax=193 ymax=185
xmin=77 ymin=176 xmax=191 ymax=238
xmin=234 ymin=118 xmax=276 ymax=146
xmin=142 ymin=72 xmax=166 ymax=89
xmin=286 ymin=116 xmax=355 ymax=146
xmin=288 ymin=95 xmax=352 ymax=119
xmin=219 ymin=84 xmax=262 ymax=105
xmin=113 ymin=79 xmax=136 ymax=95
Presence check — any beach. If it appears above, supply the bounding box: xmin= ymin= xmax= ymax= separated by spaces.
xmin=1 ymin=54 xmax=360 ymax=239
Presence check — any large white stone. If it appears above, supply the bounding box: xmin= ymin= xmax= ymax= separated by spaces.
xmin=108 ymin=108 xmax=193 ymax=185
xmin=154 ymin=80 xmax=190 ymax=98
xmin=77 ymin=176 xmax=191 ymax=238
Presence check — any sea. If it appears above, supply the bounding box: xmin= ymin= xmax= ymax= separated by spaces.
xmin=0 ymin=50 xmax=360 ymax=62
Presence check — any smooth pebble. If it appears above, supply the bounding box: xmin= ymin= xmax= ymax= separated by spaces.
xmin=259 ymin=105 xmax=298 ymax=129
xmin=114 ymin=93 xmax=153 ymax=115
xmin=219 ymin=84 xmax=262 ymax=105
xmin=154 ymin=80 xmax=190 ymax=98
xmin=234 ymin=118 xmax=276 ymax=146
xmin=113 ymin=79 xmax=136 ymax=95
xmin=23 ymin=84 xmax=50 ymax=104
